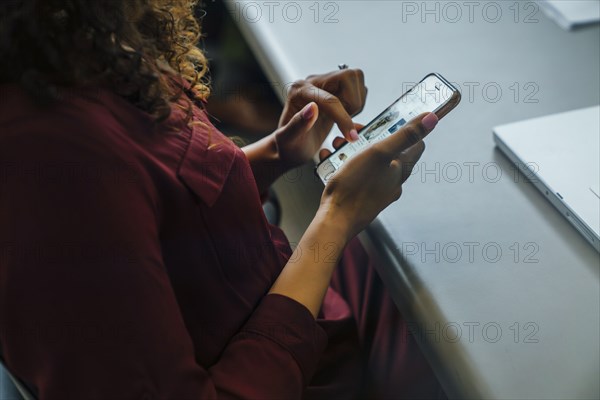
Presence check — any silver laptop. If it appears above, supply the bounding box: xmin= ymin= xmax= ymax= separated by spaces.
xmin=493 ymin=106 xmax=600 ymax=252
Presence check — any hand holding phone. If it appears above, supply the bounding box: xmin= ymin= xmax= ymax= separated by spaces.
xmin=316 ymin=73 xmax=461 ymax=183
xmin=317 ymin=112 xmax=440 ymax=240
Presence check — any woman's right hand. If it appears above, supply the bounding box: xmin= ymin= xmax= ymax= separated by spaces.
xmin=317 ymin=112 xmax=439 ymax=242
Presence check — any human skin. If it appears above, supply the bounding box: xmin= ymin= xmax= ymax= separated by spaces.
xmin=242 ymin=69 xmax=439 ymax=317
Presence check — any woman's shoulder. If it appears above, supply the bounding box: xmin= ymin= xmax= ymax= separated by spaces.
xmin=0 ymin=84 xmax=155 ymax=157
xmin=0 ymin=84 xmax=162 ymax=207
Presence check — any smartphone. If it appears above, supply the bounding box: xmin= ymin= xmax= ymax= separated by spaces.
xmin=315 ymin=73 xmax=461 ymax=184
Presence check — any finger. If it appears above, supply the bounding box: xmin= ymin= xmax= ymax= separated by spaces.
xmin=279 ymin=102 xmax=319 ymax=139
xmin=316 ymin=68 xmax=367 ymax=116
xmin=354 ymin=122 xmax=365 ymax=131
xmin=382 ymin=160 xmax=404 ymax=201
xmin=302 ymin=101 xmax=319 ymax=125
xmin=318 ymin=92 xmax=359 ymax=142
xmin=377 ymin=112 xmax=438 ymax=155
xmin=319 ymin=136 xmax=348 ymax=161
xmin=332 ymin=136 xmax=347 ymax=150
xmin=398 ymin=141 xmax=426 ymax=182
xmin=319 ymin=148 xmax=332 ymax=161
xmin=295 ymin=84 xmax=359 ymax=142
xmin=345 ymin=68 xmax=367 ymax=116
xmin=342 ymin=68 xmax=367 ymax=116
xmin=401 ymin=140 xmax=426 ymax=161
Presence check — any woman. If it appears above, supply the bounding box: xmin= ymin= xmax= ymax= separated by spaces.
xmin=0 ymin=1 xmax=444 ymax=399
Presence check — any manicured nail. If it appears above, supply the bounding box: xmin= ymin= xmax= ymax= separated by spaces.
xmin=302 ymin=103 xmax=315 ymax=120
xmin=422 ymin=113 xmax=439 ymax=130
xmin=349 ymin=129 xmax=359 ymax=142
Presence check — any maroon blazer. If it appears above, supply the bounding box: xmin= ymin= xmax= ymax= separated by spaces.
xmin=0 ymin=85 xmax=361 ymax=399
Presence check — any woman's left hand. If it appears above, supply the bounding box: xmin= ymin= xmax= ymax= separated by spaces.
xmin=274 ymin=69 xmax=368 ymax=170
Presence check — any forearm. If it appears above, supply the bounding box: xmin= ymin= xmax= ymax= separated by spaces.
xmin=242 ymin=134 xmax=287 ymax=195
xmin=269 ymin=209 xmax=351 ymax=318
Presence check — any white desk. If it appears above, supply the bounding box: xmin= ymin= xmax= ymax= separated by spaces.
xmin=226 ymin=1 xmax=600 ymax=399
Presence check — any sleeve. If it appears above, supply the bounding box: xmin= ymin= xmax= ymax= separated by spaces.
xmin=0 ymin=125 xmax=328 ymax=399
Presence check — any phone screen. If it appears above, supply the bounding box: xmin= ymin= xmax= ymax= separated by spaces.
xmin=316 ymin=73 xmax=459 ymax=183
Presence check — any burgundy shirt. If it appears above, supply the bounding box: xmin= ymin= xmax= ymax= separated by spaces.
xmin=0 ymin=85 xmax=361 ymax=399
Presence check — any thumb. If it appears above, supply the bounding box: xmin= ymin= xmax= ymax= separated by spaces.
xmin=279 ymin=102 xmax=319 ymax=138
xmin=379 ymin=112 xmax=438 ymax=155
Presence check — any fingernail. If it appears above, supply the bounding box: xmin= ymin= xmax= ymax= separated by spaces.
xmin=302 ymin=103 xmax=315 ymax=120
xmin=422 ymin=113 xmax=439 ymax=131
xmin=349 ymin=129 xmax=359 ymax=142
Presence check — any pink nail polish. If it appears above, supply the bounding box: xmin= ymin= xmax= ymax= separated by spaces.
xmin=422 ymin=113 xmax=439 ymax=130
xmin=349 ymin=129 xmax=359 ymax=142
xmin=302 ymin=103 xmax=315 ymax=120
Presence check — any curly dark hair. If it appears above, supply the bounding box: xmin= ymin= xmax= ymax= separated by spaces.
xmin=0 ymin=0 xmax=210 ymax=121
